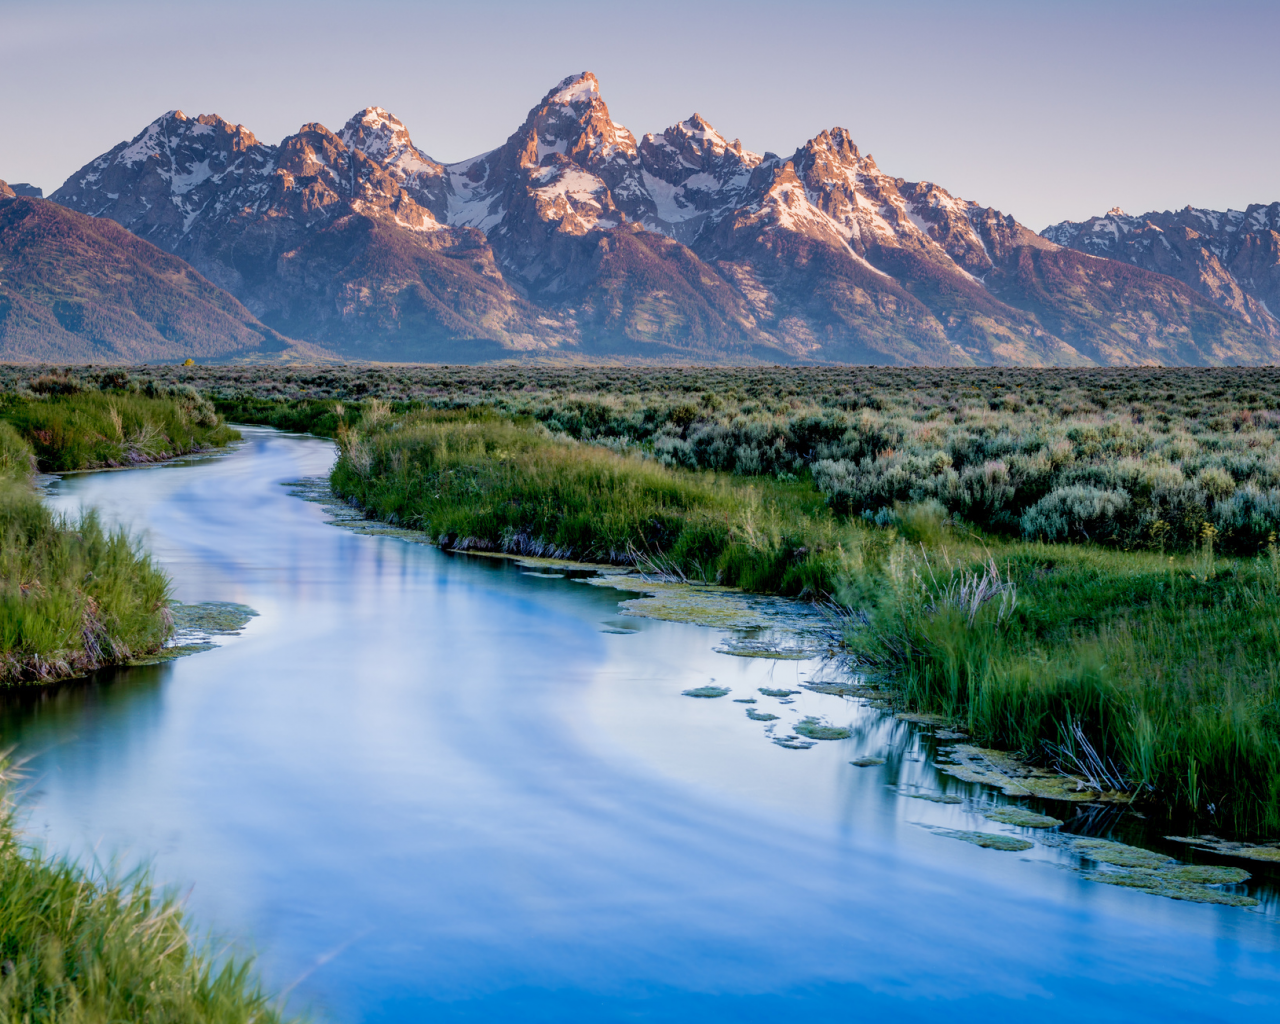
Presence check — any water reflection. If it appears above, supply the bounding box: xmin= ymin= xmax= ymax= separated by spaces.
xmin=0 ymin=427 xmax=1274 ymax=1023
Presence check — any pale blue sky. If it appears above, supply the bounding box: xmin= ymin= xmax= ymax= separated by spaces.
xmin=2 ymin=0 xmax=1276 ymax=229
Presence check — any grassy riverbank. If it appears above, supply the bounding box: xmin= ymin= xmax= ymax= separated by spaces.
xmin=0 ymin=373 xmax=239 ymax=684
xmin=326 ymin=401 xmax=1280 ymax=836
xmin=1 ymin=372 xmax=237 ymax=471
xmin=0 ymin=774 xmax=288 ymax=1023
xmin=0 ymin=423 xmax=173 ymax=684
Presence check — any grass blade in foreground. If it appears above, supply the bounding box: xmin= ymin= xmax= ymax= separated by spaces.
xmin=0 ymin=770 xmax=293 ymax=1023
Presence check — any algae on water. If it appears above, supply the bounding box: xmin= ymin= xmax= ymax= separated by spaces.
xmin=169 ymin=602 xmax=257 ymax=635
xmin=1166 ymin=835 xmax=1280 ymax=863
xmin=758 ymin=688 xmax=799 ymax=698
xmin=584 ymin=574 xmax=839 ymax=660
xmin=130 ymin=602 xmax=259 ymax=666
xmin=934 ymin=830 xmax=1033 ymax=852
xmin=937 ymin=745 xmax=1120 ymax=802
xmin=682 ymin=686 xmax=730 ymax=698
xmin=1070 ymin=839 xmax=1174 ymax=869
xmin=1086 ymin=868 xmax=1258 ymax=907
xmin=793 ymin=717 xmax=851 ymax=741
xmin=984 ymin=807 xmax=1063 ymax=829
xmin=849 ymin=757 xmax=886 ymax=767
xmin=746 ymin=709 xmax=778 ymax=722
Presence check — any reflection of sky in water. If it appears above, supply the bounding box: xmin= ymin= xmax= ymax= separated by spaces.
xmin=3 ymin=427 xmax=1275 ymax=1023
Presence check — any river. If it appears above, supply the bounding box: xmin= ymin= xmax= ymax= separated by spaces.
xmin=3 ymin=426 xmax=1276 ymax=1022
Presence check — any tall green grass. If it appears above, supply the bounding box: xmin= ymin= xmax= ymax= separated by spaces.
xmin=1 ymin=385 xmax=237 ymax=472
xmin=331 ymin=404 xmax=860 ymax=597
xmin=0 ymin=774 xmax=290 ymax=1023
xmin=851 ymin=537 xmax=1280 ymax=834
xmin=0 ymin=394 xmax=203 ymax=685
xmin=332 ymin=405 xmax=1280 ymax=835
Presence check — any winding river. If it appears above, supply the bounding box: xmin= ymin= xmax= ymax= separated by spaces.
xmin=3 ymin=426 xmax=1276 ymax=1022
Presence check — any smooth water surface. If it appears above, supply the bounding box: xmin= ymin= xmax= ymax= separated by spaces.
xmin=3 ymin=427 xmax=1276 ymax=1022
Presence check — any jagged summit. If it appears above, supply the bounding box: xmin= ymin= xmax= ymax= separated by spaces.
xmin=44 ymin=72 xmax=1280 ymax=367
xmin=545 ymin=72 xmax=601 ymax=108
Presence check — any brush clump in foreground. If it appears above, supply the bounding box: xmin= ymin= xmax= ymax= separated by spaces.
xmin=324 ymin=401 xmax=1280 ymax=835
xmin=0 ymin=774 xmax=291 ymax=1023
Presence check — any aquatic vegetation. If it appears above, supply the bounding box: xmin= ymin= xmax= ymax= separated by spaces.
xmin=1085 ymin=868 xmax=1258 ymax=906
xmin=804 ymin=681 xmax=874 ymax=697
xmin=850 ymin=757 xmax=887 ymax=767
xmin=746 ymin=709 xmax=778 ymax=722
xmin=905 ymin=792 xmax=964 ymax=804
xmin=170 ymin=601 xmax=257 ymax=635
xmin=1070 ymin=839 xmax=1174 ymax=869
xmin=129 ymin=602 xmax=259 ymax=666
xmin=794 ymin=717 xmax=852 ymax=740
xmin=0 ymin=772 xmax=293 ymax=1023
xmin=682 ymin=686 xmax=730 ymax=698
xmin=773 ymin=735 xmax=817 ymax=750
xmin=1166 ymin=835 xmax=1280 ymax=863
xmin=732 ymin=698 xmax=757 ymax=703
xmin=933 ymin=830 xmax=1034 ymax=852
xmin=1161 ymin=864 xmax=1251 ymax=885
xmin=984 ymin=807 xmax=1064 ymax=828
xmin=1033 ymin=830 xmax=1260 ymax=906
xmin=759 ymin=688 xmax=801 ymax=698
xmin=936 ymin=746 xmax=1104 ymax=803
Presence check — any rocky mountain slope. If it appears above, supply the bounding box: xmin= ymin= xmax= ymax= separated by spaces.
xmin=1043 ymin=206 xmax=1280 ymax=339
xmin=0 ymin=181 xmax=304 ymax=362
xmin=47 ymin=74 xmax=1280 ymax=366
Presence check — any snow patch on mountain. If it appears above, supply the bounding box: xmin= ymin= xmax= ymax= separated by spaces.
xmin=549 ymin=73 xmax=599 ymax=107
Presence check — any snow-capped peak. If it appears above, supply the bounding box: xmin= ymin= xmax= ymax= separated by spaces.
xmin=339 ymin=107 xmax=442 ymax=181
xmin=547 ymin=72 xmax=600 ymax=108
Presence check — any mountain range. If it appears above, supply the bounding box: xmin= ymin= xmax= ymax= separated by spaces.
xmin=1042 ymin=206 xmax=1280 ymax=339
xmin=5 ymin=72 xmax=1278 ymax=365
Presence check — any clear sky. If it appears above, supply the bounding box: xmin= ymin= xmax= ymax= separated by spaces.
xmin=2 ymin=0 xmax=1276 ymax=230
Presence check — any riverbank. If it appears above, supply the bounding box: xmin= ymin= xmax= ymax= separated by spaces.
xmin=316 ymin=402 xmax=1280 ymax=837
xmin=0 ymin=376 xmax=241 ymax=685
xmin=2 ymin=372 xmax=237 ymax=471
